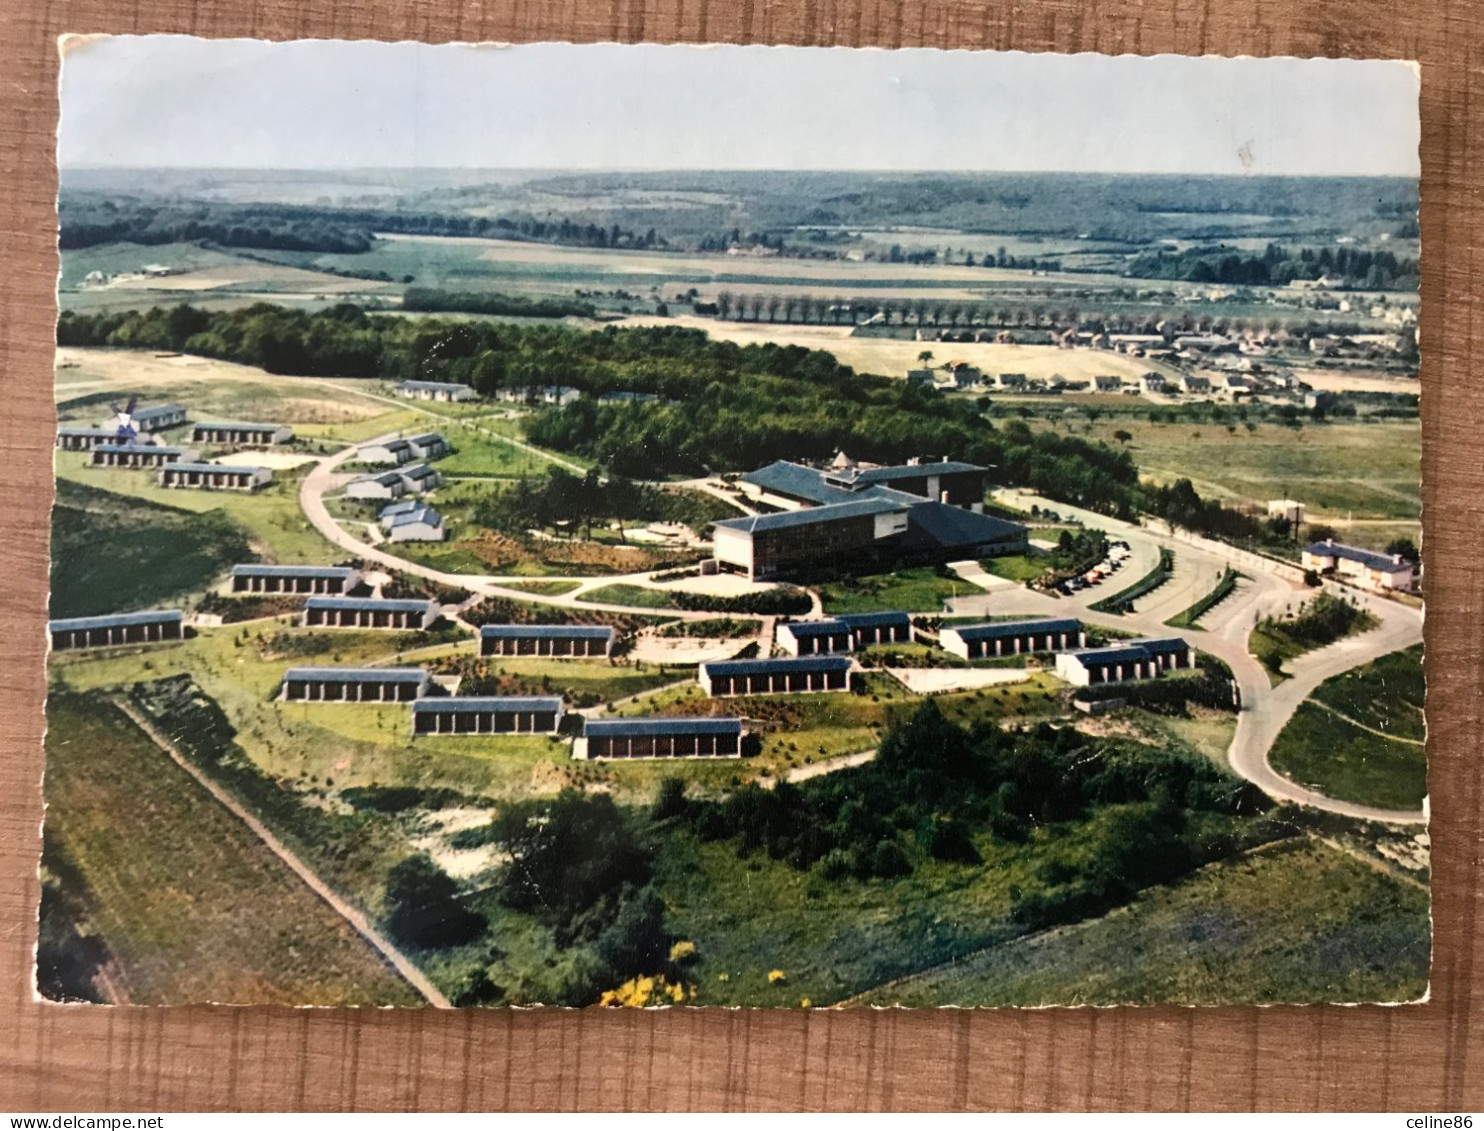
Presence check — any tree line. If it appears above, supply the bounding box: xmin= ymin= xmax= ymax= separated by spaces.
xmin=1127 ymin=242 xmax=1419 ymax=291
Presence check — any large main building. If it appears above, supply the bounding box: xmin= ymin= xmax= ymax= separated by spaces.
xmin=715 ymin=459 xmax=1026 ymax=581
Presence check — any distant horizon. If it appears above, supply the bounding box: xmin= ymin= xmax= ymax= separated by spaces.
xmin=59 ymin=39 xmax=1421 ymax=178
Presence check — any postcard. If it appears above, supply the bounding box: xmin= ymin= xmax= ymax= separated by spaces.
xmin=40 ymin=38 xmax=1425 ymax=1008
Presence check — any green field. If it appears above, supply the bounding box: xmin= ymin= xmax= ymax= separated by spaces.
xmin=817 ymin=567 xmax=966 ymax=614
xmin=576 ymin=584 xmax=679 ymax=609
xmin=41 ymin=691 xmax=420 ymax=1006
xmin=50 ymin=480 xmax=254 ymax=618
xmin=979 ymin=553 xmax=1050 ymax=583
xmin=854 ymin=838 xmax=1429 ymax=1006
xmin=1270 ymin=647 xmax=1426 ymax=810
xmin=54 ymin=452 xmax=339 ymax=564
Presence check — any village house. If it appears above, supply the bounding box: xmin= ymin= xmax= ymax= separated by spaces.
xmin=397 ymin=463 xmax=441 ymax=494
xmin=1301 ymin=539 xmax=1416 ymax=592
xmin=357 ymin=438 xmax=415 ymax=466
xmin=411 ymin=696 xmax=564 ymax=736
xmin=91 ymin=443 xmax=198 ymax=469
xmin=302 ymin=596 xmax=438 ymax=631
xmin=405 ymin=433 xmax=450 ymax=460
xmin=497 ymin=385 xmax=582 ymax=407
xmin=49 ymin=609 xmax=183 ymax=651
xmin=1179 ymin=374 xmax=1213 ymax=395
xmin=395 ymin=380 xmax=479 ymax=403
xmin=479 ymin=624 xmax=615 ymax=658
xmin=191 ymin=421 xmax=294 ymax=447
xmin=1141 ymin=374 xmax=1168 ymax=395
xmin=384 ymin=505 xmax=445 ymax=542
xmin=575 ymin=716 xmax=744 ymax=760
xmin=699 ymin=655 xmax=853 ymax=697
xmin=345 ymin=471 xmax=408 ymax=501
xmin=1093 ymin=375 xmax=1122 ymax=393
xmin=280 ymin=666 xmax=429 ymax=702
xmin=230 ymin=564 xmax=361 ymax=595
xmin=159 ymin=462 xmax=272 ymax=491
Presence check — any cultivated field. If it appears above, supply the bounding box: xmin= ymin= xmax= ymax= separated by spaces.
xmin=42 ymin=691 xmax=421 ymax=1006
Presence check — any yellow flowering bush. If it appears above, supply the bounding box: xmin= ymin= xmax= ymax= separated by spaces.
xmin=768 ymin=969 xmax=787 ymax=985
xmin=598 ymin=975 xmax=695 ymax=1008
xmin=669 ymin=940 xmax=698 ymax=964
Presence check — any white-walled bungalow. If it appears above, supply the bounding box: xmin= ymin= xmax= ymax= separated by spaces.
xmin=302 ymin=596 xmax=438 ymax=631
xmin=57 ymin=426 xmax=120 ymax=451
xmin=479 ymin=624 xmax=615 ymax=658
xmin=397 ymin=463 xmax=442 ymax=494
xmin=384 ymin=505 xmax=445 ymax=542
xmin=91 ymin=443 xmax=198 ymax=469
xmin=346 ymin=472 xmax=408 ymax=501
xmin=49 ymin=609 xmax=184 ymax=651
xmin=280 ymin=666 xmax=429 ymax=702
xmin=699 ymin=655 xmax=852 ymax=697
xmin=1301 ymin=539 xmax=1416 ymax=593
xmin=412 ymin=696 xmax=564 ymax=736
xmin=357 ymin=438 xmax=415 ymax=466
xmin=159 ymin=462 xmax=272 ymax=491
xmin=1054 ymin=637 xmax=1192 ymax=686
xmin=576 ymin=716 xmax=744 ymax=760
xmin=395 ymin=380 xmax=479 ymax=403
xmin=192 ymin=421 xmax=293 ymax=447
xmin=776 ymin=618 xmax=854 ymax=656
xmin=406 ymin=433 xmax=450 ymax=460
xmin=231 ymin=564 xmax=361 ymax=595
xmin=940 ymin=618 xmax=1085 ymax=660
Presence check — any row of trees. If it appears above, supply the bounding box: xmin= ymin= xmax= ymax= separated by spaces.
xmin=1128 ymin=242 xmax=1419 ymax=291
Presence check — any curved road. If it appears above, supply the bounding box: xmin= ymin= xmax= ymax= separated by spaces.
xmin=301 ymin=438 xmax=1423 ymax=823
xmin=982 ymin=491 xmax=1425 ymax=824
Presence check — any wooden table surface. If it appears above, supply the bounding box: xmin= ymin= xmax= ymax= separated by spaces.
xmin=1 ymin=0 xmax=1478 ymax=1112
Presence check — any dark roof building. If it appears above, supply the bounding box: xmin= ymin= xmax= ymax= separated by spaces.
xmin=281 ymin=666 xmax=429 ymax=702
xmin=91 ymin=443 xmax=197 ymax=468
xmin=230 ymin=564 xmax=360 ymax=594
xmin=191 ymin=421 xmax=293 ymax=446
xmin=579 ymin=716 xmax=743 ymax=760
xmin=699 ymin=655 xmax=852 ymax=697
xmin=49 ymin=609 xmax=184 ymax=651
xmin=479 ymin=623 xmax=615 ymax=658
xmin=159 ymin=462 xmax=272 ymax=491
xmin=303 ymin=596 xmax=438 ymax=631
xmin=412 ymin=696 xmax=563 ymax=735
xmin=940 ymin=618 xmax=1084 ymax=659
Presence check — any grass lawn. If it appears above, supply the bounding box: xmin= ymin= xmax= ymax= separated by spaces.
xmin=435 ymin=423 xmax=554 ymax=478
xmin=576 ymin=584 xmax=678 ymax=609
xmin=498 ymin=579 xmax=583 ymax=597
xmin=1250 ymin=594 xmax=1377 ymax=681
xmin=1310 ymin=645 xmax=1425 ymax=742
xmin=855 ymin=838 xmax=1429 ymax=1006
xmin=50 ymin=480 xmax=254 ymax=618
xmin=1269 ymin=704 xmax=1424 ymax=810
xmin=979 ymin=553 xmax=1050 ymax=583
xmin=817 ymin=567 xmax=965 ymax=614
xmin=54 ymin=451 xmax=340 ymax=564
xmin=41 ymin=691 xmax=420 ymax=1006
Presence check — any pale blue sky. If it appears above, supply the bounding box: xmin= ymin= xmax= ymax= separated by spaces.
xmin=58 ymin=37 xmax=1420 ymax=176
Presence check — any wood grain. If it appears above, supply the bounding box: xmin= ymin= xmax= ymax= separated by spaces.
xmin=1 ymin=0 xmax=1477 ymax=1112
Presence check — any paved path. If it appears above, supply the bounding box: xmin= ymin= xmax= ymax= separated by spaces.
xmin=113 ymin=696 xmax=452 ymax=1008
xmin=980 ymin=490 xmax=1425 ymax=823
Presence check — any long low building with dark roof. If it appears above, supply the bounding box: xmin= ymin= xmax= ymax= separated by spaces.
xmin=838 ymin=610 xmax=914 ymax=646
xmin=940 ymin=618 xmax=1085 ymax=660
xmin=99 ymin=403 xmax=187 ymax=434
xmin=49 ymin=609 xmax=184 ymax=651
xmin=577 ymin=716 xmax=744 ymax=760
xmin=776 ymin=618 xmax=854 ymax=656
xmin=395 ymin=380 xmax=479 ymax=403
xmin=303 ymin=596 xmax=438 ymax=631
xmin=281 ymin=666 xmax=429 ymax=702
xmin=192 ymin=421 xmax=293 ymax=446
xmin=231 ymin=564 xmax=361 ymax=595
xmin=346 ymin=471 xmax=408 ymax=501
xmin=57 ymin=426 xmax=124 ymax=451
xmin=479 ymin=623 xmax=615 ymax=658
xmin=91 ymin=443 xmax=198 ymax=469
xmin=412 ymin=696 xmax=563 ymax=735
xmin=1053 ymin=637 xmax=1193 ymax=687
xmin=699 ymin=655 xmax=852 ymax=697
xmin=159 ymin=462 xmax=272 ymax=491
xmin=1301 ymin=538 xmax=1416 ymax=592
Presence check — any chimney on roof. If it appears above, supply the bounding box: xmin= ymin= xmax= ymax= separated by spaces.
xmin=1326 ymin=537 xmax=1335 ymax=546
xmin=1394 ymin=553 xmax=1404 ymax=565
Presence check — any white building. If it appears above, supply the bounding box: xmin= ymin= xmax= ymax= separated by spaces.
xmin=395 ymin=380 xmax=479 ymax=403
xmin=385 ymin=505 xmax=445 ymax=542
xmin=1301 ymin=539 xmax=1415 ymax=592
xmin=346 ymin=472 xmax=408 ymax=501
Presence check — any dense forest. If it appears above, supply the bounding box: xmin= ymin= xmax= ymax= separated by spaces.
xmin=56 ymin=302 xmax=1145 ymax=514
xmin=1127 ymin=242 xmax=1419 ymax=291
xmin=60 ymin=196 xmax=664 ymax=254
xmin=401 ymin=288 xmax=598 ymax=319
